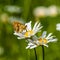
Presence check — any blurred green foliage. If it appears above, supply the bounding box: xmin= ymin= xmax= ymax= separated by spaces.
xmin=0 ymin=0 xmax=60 ymax=60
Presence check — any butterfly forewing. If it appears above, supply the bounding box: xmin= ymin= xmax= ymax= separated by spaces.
xmin=13 ymin=21 xmax=27 ymax=33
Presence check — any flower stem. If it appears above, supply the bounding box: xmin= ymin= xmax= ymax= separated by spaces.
xmin=42 ymin=45 xmax=45 ymax=60
xmin=28 ymin=49 xmax=30 ymax=60
xmin=34 ymin=48 xmax=37 ymax=60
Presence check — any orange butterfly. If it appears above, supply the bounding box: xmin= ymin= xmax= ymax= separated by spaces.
xmin=13 ymin=21 xmax=27 ymax=33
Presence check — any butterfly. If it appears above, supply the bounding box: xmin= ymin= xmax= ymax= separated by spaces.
xmin=13 ymin=21 xmax=27 ymax=33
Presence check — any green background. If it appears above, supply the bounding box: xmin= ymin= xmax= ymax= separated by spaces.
xmin=0 ymin=0 xmax=60 ymax=60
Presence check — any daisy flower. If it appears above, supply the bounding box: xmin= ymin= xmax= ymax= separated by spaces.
xmin=14 ymin=21 xmax=43 ymax=39
xmin=5 ymin=5 xmax=22 ymax=13
xmin=56 ymin=23 xmax=60 ymax=31
xmin=38 ymin=31 xmax=57 ymax=47
xmin=47 ymin=5 xmax=58 ymax=17
xmin=33 ymin=7 xmax=47 ymax=17
xmin=24 ymin=21 xmax=43 ymax=37
xmin=26 ymin=31 xmax=57 ymax=49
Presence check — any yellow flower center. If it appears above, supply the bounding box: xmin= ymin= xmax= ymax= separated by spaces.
xmin=24 ymin=30 xmax=34 ymax=37
xmin=38 ymin=38 xmax=47 ymax=45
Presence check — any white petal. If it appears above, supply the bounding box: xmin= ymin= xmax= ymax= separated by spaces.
xmin=14 ymin=31 xmax=24 ymax=37
xmin=33 ymin=22 xmax=40 ymax=31
xmin=30 ymin=45 xmax=37 ymax=49
xmin=33 ymin=26 xmax=43 ymax=34
xmin=26 ymin=46 xmax=30 ymax=49
xmin=33 ymin=21 xmax=39 ymax=31
xmin=14 ymin=31 xmax=18 ymax=35
xmin=46 ymin=36 xmax=54 ymax=39
xmin=14 ymin=32 xmax=21 ymax=36
xmin=46 ymin=33 xmax=52 ymax=39
xmin=28 ymin=43 xmax=33 ymax=45
xmin=41 ymin=31 xmax=47 ymax=38
xmin=17 ymin=37 xmax=21 ymax=39
xmin=47 ymin=38 xmax=57 ymax=43
xmin=36 ymin=41 xmax=40 ymax=45
xmin=25 ymin=21 xmax=32 ymax=31
xmin=36 ymin=23 xmax=41 ymax=29
xmin=23 ymin=30 xmax=26 ymax=33
xmin=17 ymin=36 xmax=25 ymax=39
xmin=35 ymin=26 xmax=43 ymax=32
xmin=36 ymin=23 xmax=43 ymax=30
xmin=43 ymin=44 xmax=48 ymax=47
xmin=38 ymin=26 xmax=43 ymax=30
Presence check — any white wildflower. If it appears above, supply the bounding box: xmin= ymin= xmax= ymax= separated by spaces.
xmin=24 ymin=21 xmax=43 ymax=37
xmin=26 ymin=31 xmax=57 ymax=49
xmin=38 ymin=31 xmax=57 ymax=47
xmin=47 ymin=5 xmax=58 ymax=17
xmin=4 ymin=5 xmax=22 ymax=13
xmin=56 ymin=23 xmax=60 ymax=31
xmin=14 ymin=21 xmax=43 ymax=39
xmin=33 ymin=7 xmax=47 ymax=17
